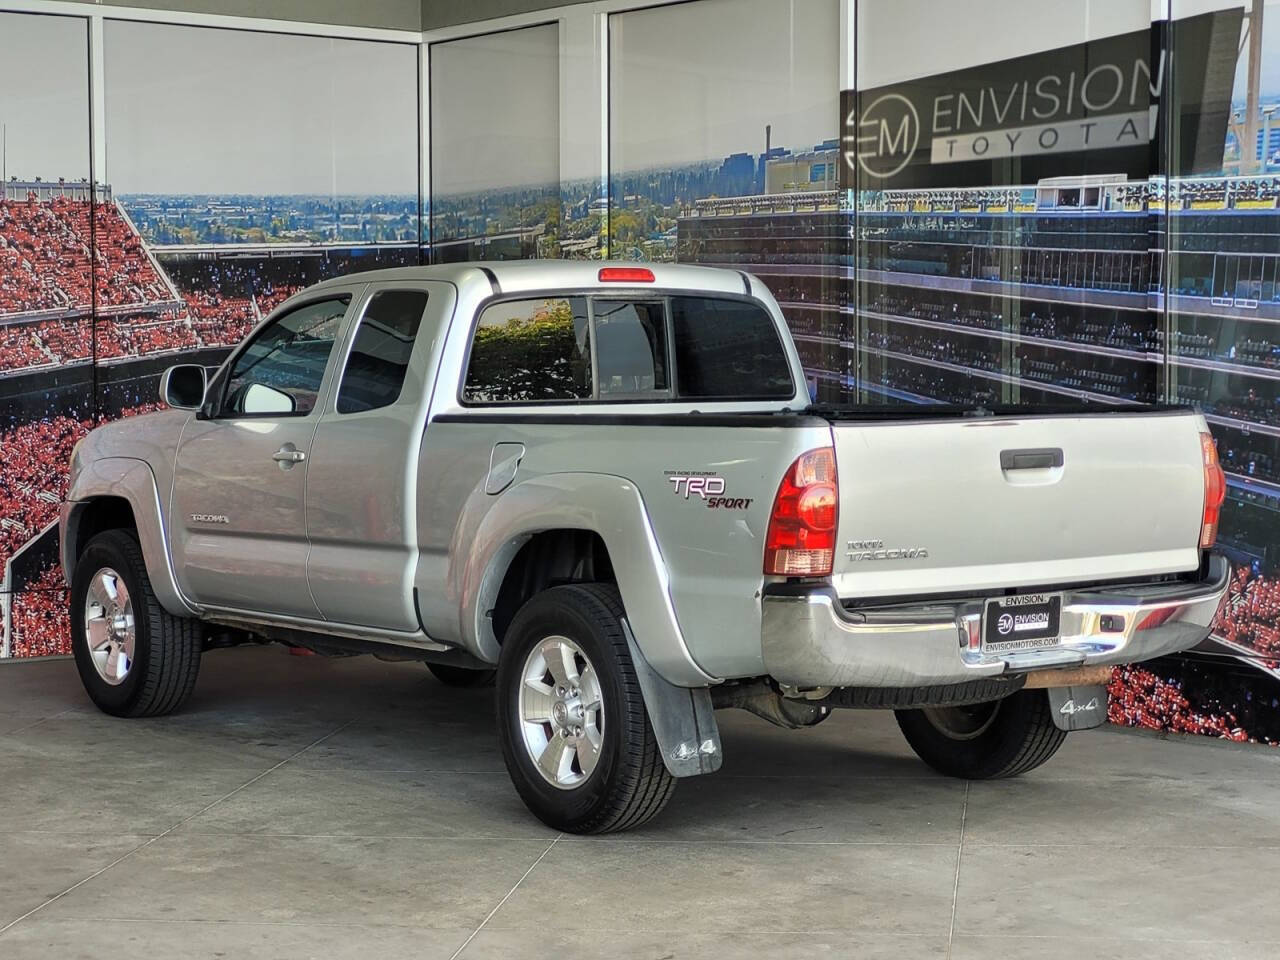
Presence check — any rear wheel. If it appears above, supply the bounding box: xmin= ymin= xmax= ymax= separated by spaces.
xmin=496 ymin=583 xmax=675 ymax=834
xmin=427 ymin=662 xmax=496 ymax=688
xmin=895 ymin=689 xmax=1067 ymax=779
xmin=71 ymin=529 xmax=202 ymax=718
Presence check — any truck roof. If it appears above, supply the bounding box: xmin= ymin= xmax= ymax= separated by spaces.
xmin=307 ymin=260 xmax=757 ymax=298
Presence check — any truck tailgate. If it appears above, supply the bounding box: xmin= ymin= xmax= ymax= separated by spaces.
xmin=830 ymin=411 xmax=1206 ymax=599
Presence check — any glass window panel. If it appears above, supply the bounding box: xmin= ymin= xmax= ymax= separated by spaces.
xmin=430 ymin=24 xmax=560 ymax=262
xmin=853 ymin=0 xmax=1158 ymax=409
xmin=1168 ymin=0 xmax=1280 ymax=674
xmin=102 ymin=19 xmax=420 ymax=366
xmin=223 ymin=297 xmax=349 ymax=417
xmin=336 ymin=290 xmax=429 ymax=414
xmin=671 ymin=296 xmax=794 ymax=399
xmin=0 ymin=11 xmax=92 ymax=660
xmin=592 ymin=300 xmax=668 ymax=397
xmin=611 ymin=0 xmax=843 ymax=402
xmin=463 ymin=297 xmax=591 ymax=403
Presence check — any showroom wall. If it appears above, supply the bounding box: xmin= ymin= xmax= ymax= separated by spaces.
xmin=2 ymin=0 xmax=1279 ymax=744
xmin=0 ymin=5 xmax=422 ymax=660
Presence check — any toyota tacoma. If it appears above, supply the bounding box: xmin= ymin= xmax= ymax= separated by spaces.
xmin=60 ymin=261 xmax=1230 ymax=833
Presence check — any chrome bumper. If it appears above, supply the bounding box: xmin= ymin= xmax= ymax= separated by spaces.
xmin=761 ymin=555 xmax=1231 ymax=689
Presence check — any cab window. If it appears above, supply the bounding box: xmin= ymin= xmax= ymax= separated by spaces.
xmin=222 ymin=297 xmax=350 ymax=417
xmin=336 ymin=290 xmax=430 ymax=414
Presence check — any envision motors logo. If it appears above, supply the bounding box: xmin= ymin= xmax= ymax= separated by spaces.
xmin=996 ymin=613 xmax=1015 ymax=635
xmin=845 ymin=92 xmax=921 ymax=180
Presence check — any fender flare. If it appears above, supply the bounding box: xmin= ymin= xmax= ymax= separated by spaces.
xmin=62 ymin=457 xmax=200 ymax=618
xmin=460 ymin=472 xmax=717 ymax=689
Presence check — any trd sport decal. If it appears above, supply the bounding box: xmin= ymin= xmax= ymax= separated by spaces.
xmin=665 ymin=471 xmax=753 ymax=510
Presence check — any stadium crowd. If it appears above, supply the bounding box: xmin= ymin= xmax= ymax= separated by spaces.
xmin=0 ymin=318 xmax=93 ymax=373
xmin=0 ymin=193 xmax=175 ymax=316
xmin=1214 ymin=565 xmax=1280 ymax=658
xmin=1107 ymin=665 xmax=1257 ymax=742
xmin=861 ymin=327 xmax=1155 ymax=402
xmin=8 ymin=565 xmax=68 ymax=658
xmin=0 ymin=414 xmax=92 ymax=572
xmin=96 ymin=310 xmax=200 ymax=360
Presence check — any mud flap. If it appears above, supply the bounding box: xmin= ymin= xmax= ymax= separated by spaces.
xmin=1047 ymin=684 xmax=1108 ymax=731
xmin=623 ymin=623 xmax=722 ymax=777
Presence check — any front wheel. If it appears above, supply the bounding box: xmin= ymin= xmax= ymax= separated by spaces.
xmin=70 ymin=529 xmax=203 ymax=718
xmin=496 ymin=583 xmax=675 ymax=834
xmin=895 ymin=689 xmax=1067 ymax=779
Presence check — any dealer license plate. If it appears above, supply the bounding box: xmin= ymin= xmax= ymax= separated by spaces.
xmin=983 ymin=593 xmax=1062 ymax=652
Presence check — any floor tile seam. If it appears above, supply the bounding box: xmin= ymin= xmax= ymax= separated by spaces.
xmin=0 ymin=718 xmax=356 ymax=939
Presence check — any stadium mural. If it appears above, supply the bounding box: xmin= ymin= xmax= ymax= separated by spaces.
xmin=1 ymin=10 xmax=94 ymax=659
xmin=0 ymin=14 xmax=421 ymax=658
xmin=3 ymin=0 xmax=1280 ymax=749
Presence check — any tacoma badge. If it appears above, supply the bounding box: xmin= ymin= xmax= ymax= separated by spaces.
xmin=846 ymin=539 xmax=929 ymax=561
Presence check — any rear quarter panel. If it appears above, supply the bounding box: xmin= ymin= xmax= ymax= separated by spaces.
xmin=415 ymin=418 xmax=831 ymax=680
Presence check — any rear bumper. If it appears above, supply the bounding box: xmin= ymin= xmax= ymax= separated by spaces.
xmin=761 ymin=554 xmax=1231 ymax=689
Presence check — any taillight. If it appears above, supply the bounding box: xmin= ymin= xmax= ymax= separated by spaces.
xmin=764 ymin=447 xmax=838 ymax=576
xmin=598 ymin=266 xmax=654 ymax=283
xmin=1200 ymin=431 xmax=1226 ymax=549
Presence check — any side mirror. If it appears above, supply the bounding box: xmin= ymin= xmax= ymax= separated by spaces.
xmin=242 ymin=382 xmax=296 ymax=415
xmin=160 ymin=364 xmax=207 ymax=410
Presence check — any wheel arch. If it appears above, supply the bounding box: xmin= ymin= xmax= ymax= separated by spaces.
xmin=489 ymin=529 xmax=615 ymax=648
xmin=61 ymin=457 xmax=199 ymax=618
xmin=459 ymin=472 xmax=716 ymax=688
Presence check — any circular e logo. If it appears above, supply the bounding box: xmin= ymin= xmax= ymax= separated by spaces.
xmin=849 ymin=92 xmax=920 ymax=181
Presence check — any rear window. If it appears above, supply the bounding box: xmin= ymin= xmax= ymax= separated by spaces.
xmin=593 ymin=300 xmax=667 ymax=398
xmin=461 ymin=293 xmax=793 ymax=404
xmin=463 ymin=297 xmax=591 ymax=403
xmin=671 ymin=296 xmax=794 ymax=399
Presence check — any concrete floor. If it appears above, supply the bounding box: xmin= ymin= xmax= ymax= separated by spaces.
xmin=0 ymin=648 xmax=1278 ymax=960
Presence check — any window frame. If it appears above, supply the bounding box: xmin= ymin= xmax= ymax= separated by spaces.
xmin=456 ymin=288 xmax=796 ymax=408
xmin=332 ymin=286 xmax=433 ymax=416
xmin=205 ymin=292 xmax=355 ymax=421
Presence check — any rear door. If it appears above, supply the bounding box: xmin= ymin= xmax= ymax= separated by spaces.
xmin=305 ymin=281 xmax=454 ymax=630
xmin=170 ymin=293 xmax=355 ymax=616
xmin=829 ymin=411 xmax=1206 ymax=600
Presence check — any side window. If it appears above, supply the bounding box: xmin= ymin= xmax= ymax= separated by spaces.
xmin=671 ymin=296 xmax=794 ymax=399
xmin=463 ymin=297 xmax=591 ymax=403
xmin=593 ymin=300 xmax=668 ymax=398
xmin=336 ymin=290 xmax=430 ymax=414
xmin=222 ymin=297 xmax=350 ymax=417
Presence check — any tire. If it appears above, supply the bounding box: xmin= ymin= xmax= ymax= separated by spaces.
xmin=496 ymin=583 xmax=675 ymax=834
xmin=427 ymin=662 xmax=496 ymax=688
xmin=894 ymin=689 xmax=1067 ymax=780
xmin=70 ymin=529 xmax=203 ymax=718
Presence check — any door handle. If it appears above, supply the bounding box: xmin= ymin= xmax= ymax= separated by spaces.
xmin=272 ymin=444 xmax=306 ymax=467
xmin=1000 ymin=447 xmax=1063 ymax=470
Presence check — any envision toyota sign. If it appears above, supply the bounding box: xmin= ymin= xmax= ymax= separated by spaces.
xmin=841 ymin=9 xmax=1242 ymax=190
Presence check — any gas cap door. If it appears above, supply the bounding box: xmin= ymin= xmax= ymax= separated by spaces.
xmin=485 ymin=442 xmax=525 ymax=495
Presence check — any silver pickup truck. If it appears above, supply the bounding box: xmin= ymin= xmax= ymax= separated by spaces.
xmin=60 ymin=261 xmax=1230 ymax=833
